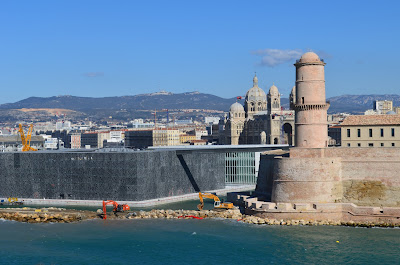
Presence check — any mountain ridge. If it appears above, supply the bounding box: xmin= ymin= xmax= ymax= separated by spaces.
xmin=1 ymin=92 xmax=399 ymax=114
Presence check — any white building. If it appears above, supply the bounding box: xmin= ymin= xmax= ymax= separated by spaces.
xmin=205 ymin=117 xmax=221 ymax=125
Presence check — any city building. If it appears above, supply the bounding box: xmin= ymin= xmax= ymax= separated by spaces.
xmin=0 ymin=135 xmax=44 ymax=152
xmin=224 ymin=75 xmax=295 ymax=145
xmin=340 ymin=115 xmax=400 ymax=147
xmin=205 ymin=116 xmax=221 ymax=125
xmin=125 ymin=129 xmax=180 ymax=149
xmin=70 ymin=133 xmax=81 ymax=149
xmin=328 ymin=125 xmax=341 ymax=146
xmin=180 ymin=134 xmax=196 ymax=144
xmin=374 ymin=100 xmax=393 ymax=114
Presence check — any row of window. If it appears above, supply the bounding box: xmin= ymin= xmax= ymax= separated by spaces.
xmin=347 ymin=128 xmax=395 ymax=138
xmin=347 ymin=143 xmax=396 ymax=147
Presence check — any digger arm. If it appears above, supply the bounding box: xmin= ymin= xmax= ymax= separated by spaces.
xmin=197 ymin=192 xmax=221 ymax=210
xmin=197 ymin=192 xmax=204 ymax=210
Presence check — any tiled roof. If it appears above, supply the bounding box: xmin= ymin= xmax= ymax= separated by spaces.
xmin=341 ymin=115 xmax=400 ymax=126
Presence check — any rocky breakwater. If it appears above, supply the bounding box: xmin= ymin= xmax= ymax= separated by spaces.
xmin=114 ymin=209 xmax=400 ymax=228
xmin=239 ymin=216 xmax=400 ymax=228
xmin=0 ymin=207 xmax=97 ymax=223
xmin=106 ymin=209 xmax=244 ymax=220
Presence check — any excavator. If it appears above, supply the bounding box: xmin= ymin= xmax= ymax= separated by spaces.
xmin=197 ymin=192 xmax=235 ymax=211
xmin=18 ymin=124 xmax=37 ymax=152
xmin=102 ymin=200 xmax=130 ymax=219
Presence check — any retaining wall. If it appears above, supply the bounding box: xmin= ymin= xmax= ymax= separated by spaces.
xmin=262 ymin=147 xmax=400 ymax=207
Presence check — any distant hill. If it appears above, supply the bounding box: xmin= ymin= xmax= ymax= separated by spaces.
xmin=327 ymin=94 xmax=400 ymax=114
xmin=0 ymin=92 xmax=239 ymax=112
xmin=0 ymin=92 xmax=398 ymax=114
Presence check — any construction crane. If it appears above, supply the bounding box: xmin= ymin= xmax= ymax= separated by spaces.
xmin=197 ymin=192 xmax=234 ymax=211
xmin=18 ymin=124 xmax=37 ymax=152
xmin=102 ymin=200 xmax=130 ymax=219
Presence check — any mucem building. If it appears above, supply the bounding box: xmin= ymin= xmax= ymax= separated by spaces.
xmin=0 ymin=145 xmax=286 ymax=201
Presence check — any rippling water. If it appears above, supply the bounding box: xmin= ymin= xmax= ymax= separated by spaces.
xmin=0 ymin=218 xmax=399 ymax=265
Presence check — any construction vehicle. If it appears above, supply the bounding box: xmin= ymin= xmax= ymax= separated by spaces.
xmin=102 ymin=200 xmax=130 ymax=219
xmin=18 ymin=124 xmax=37 ymax=152
xmin=5 ymin=197 xmax=23 ymax=205
xmin=197 ymin=192 xmax=235 ymax=211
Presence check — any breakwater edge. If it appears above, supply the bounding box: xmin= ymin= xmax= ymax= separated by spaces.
xmin=1 ymin=207 xmax=400 ymax=228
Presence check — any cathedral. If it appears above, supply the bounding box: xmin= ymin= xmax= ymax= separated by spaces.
xmin=224 ymin=74 xmax=295 ymax=145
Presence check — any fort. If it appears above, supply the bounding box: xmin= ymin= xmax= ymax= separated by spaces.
xmin=230 ymin=52 xmax=400 ymax=225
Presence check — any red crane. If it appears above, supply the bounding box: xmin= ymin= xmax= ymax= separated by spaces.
xmin=102 ymin=200 xmax=130 ymax=219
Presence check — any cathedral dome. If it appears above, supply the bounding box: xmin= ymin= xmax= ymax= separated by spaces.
xmin=245 ymin=86 xmax=267 ymax=102
xmin=268 ymin=84 xmax=279 ymax=96
xmin=230 ymin=102 xmax=245 ymax=113
xmin=245 ymin=73 xmax=267 ymax=102
xmin=299 ymin=52 xmax=320 ymax=63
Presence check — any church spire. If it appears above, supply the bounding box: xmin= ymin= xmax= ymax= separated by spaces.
xmin=253 ymin=72 xmax=258 ymax=87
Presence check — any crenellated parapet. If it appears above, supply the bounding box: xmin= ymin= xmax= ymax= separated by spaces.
xmin=293 ymin=102 xmax=330 ymax=111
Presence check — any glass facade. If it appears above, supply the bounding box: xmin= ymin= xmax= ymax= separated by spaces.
xmin=225 ymin=152 xmax=259 ymax=184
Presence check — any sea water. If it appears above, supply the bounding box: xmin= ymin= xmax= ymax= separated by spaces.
xmin=0 ymin=218 xmax=399 ymax=265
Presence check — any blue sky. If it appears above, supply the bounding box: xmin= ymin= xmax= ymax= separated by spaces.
xmin=0 ymin=0 xmax=399 ymax=104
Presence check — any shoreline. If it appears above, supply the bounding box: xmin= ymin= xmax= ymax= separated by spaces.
xmin=5 ymin=184 xmax=254 ymax=208
xmin=1 ymin=207 xmax=399 ymax=228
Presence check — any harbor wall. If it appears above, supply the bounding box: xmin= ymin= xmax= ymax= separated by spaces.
xmin=0 ymin=150 xmax=225 ymax=201
xmin=263 ymin=147 xmax=400 ymax=207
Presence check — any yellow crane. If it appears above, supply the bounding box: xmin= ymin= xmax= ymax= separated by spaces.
xmin=18 ymin=124 xmax=37 ymax=152
xmin=197 ymin=192 xmax=235 ymax=210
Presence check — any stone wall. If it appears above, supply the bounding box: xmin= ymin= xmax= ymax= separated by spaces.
xmin=258 ymin=147 xmax=400 ymax=207
xmin=0 ymin=150 xmax=225 ymax=201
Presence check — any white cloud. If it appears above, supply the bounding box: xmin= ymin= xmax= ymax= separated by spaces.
xmin=252 ymin=49 xmax=303 ymax=67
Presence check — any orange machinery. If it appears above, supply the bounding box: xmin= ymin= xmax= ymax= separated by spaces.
xmin=102 ymin=200 xmax=130 ymax=219
xmin=18 ymin=124 xmax=37 ymax=152
xmin=197 ymin=192 xmax=234 ymax=211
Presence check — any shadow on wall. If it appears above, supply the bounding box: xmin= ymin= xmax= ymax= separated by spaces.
xmin=255 ymin=152 xmax=289 ymax=201
xmin=176 ymin=154 xmax=200 ymax=193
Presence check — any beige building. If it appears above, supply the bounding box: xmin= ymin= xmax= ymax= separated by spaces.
xmin=180 ymin=134 xmax=196 ymax=144
xmin=374 ymin=100 xmax=393 ymax=114
xmin=153 ymin=129 xmax=180 ymax=146
xmin=224 ymin=75 xmax=295 ymax=145
xmin=341 ymin=115 xmax=400 ymax=147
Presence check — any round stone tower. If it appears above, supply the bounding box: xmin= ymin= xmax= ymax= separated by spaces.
xmin=294 ymin=52 xmax=330 ymax=148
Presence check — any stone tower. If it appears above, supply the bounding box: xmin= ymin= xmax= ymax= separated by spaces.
xmin=244 ymin=74 xmax=267 ymax=119
xmin=267 ymin=84 xmax=280 ymax=112
xmin=294 ymin=52 xmax=329 ymax=148
xmin=227 ymin=102 xmax=245 ymax=145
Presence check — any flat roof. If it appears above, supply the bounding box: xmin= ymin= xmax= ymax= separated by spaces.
xmin=149 ymin=144 xmax=290 ymax=153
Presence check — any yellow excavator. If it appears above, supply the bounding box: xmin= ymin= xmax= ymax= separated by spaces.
xmin=18 ymin=124 xmax=37 ymax=152
xmin=197 ymin=192 xmax=235 ymax=210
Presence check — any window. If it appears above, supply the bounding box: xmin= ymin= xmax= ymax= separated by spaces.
xmin=302 ymin=97 xmax=304 ymax=104
xmin=347 ymin=143 xmax=351 ymax=147
xmin=347 ymin=129 xmax=351 ymax=138
xmin=368 ymin=143 xmax=374 ymax=147
xmin=357 ymin=143 xmax=361 ymax=147
xmin=381 ymin=128 xmax=384 ymax=137
xmin=392 ymin=143 xmax=395 ymax=147
xmin=381 ymin=143 xmax=384 ymax=147
xmin=357 ymin=129 xmax=361 ymax=137
xmin=369 ymin=129 xmax=373 ymax=137
xmin=392 ymin=128 xmax=395 ymax=137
